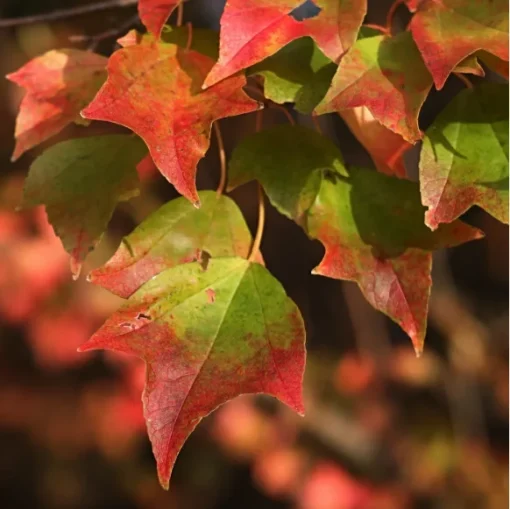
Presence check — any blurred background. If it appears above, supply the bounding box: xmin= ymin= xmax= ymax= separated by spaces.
xmin=0 ymin=1 xmax=508 ymax=508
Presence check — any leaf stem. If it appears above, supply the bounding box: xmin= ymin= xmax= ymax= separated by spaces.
xmin=185 ymin=22 xmax=193 ymax=50
xmin=249 ymin=183 xmax=266 ymax=263
xmin=363 ymin=23 xmax=390 ymax=36
xmin=214 ymin=122 xmax=227 ymax=197
xmin=386 ymin=0 xmax=405 ymax=35
xmin=248 ymin=109 xmax=265 ymax=263
xmin=0 ymin=0 xmax=137 ymax=28
xmin=176 ymin=2 xmax=184 ymax=27
xmin=453 ymin=73 xmax=473 ymax=89
xmin=311 ymin=115 xmax=323 ymax=135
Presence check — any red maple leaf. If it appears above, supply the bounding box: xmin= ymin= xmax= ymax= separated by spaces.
xmin=7 ymin=49 xmax=107 ymax=161
xmin=82 ymin=36 xmax=259 ymax=204
xmin=409 ymin=0 xmax=509 ymax=89
xmin=204 ymin=0 xmax=367 ymax=87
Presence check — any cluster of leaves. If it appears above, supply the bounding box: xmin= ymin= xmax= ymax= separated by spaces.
xmin=7 ymin=0 xmax=508 ymax=489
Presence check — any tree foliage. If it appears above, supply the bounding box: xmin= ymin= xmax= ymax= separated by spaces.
xmin=6 ymin=0 xmax=508 ymax=489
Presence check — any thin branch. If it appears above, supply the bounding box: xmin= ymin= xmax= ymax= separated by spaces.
xmin=213 ymin=122 xmax=227 ymax=197
xmin=0 ymin=0 xmax=138 ymax=28
xmin=68 ymin=13 xmax=139 ymax=50
xmin=248 ymin=184 xmax=266 ymax=263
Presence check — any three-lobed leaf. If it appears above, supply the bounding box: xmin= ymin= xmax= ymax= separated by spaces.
xmin=22 ymin=135 xmax=147 ymax=276
xmin=204 ymin=0 xmax=367 ymax=87
xmin=81 ymin=35 xmax=259 ymax=205
xmin=315 ymin=32 xmax=433 ymax=143
xmin=420 ymin=83 xmax=509 ymax=229
xmin=229 ymin=126 xmax=482 ymax=353
xmin=408 ymin=0 xmax=509 ymax=89
xmin=90 ymin=191 xmax=263 ymax=298
xmin=7 ymin=49 xmax=107 ymax=161
xmin=79 ymin=257 xmax=306 ymax=489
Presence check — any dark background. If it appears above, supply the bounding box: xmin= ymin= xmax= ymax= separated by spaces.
xmin=0 ymin=1 xmax=508 ymax=508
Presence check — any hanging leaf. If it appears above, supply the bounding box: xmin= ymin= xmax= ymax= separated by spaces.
xmin=6 ymin=49 xmax=107 ymax=161
xmin=339 ymin=107 xmax=411 ymax=177
xmin=250 ymin=37 xmax=336 ymax=114
xmin=204 ymin=0 xmax=367 ymax=87
xmin=229 ymin=125 xmax=482 ymax=353
xmin=138 ymin=0 xmax=182 ymax=38
xmin=79 ymin=257 xmax=306 ymax=488
xmin=90 ymin=191 xmax=263 ymax=298
xmin=21 ymin=135 xmax=147 ymax=276
xmin=409 ymin=0 xmax=509 ymax=89
xmin=315 ymin=32 xmax=433 ymax=143
xmin=420 ymin=83 xmax=509 ymax=229
xmin=81 ymin=37 xmax=259 ymax=205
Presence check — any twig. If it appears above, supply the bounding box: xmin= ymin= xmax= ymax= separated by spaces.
xmin=213 ymin=122 xmax=227 ymax=197
xmin=0 ymin=0 xmax=138 ymax=28
xmin=69 ymin=13 xmax=139 ymax=50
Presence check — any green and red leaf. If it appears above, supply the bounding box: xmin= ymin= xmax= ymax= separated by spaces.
xmin=7 ymin=49 xmax=107 ymax=161
xmin=204 ymin=0 xmax=367 ymax=87
xmin=90 ymin=191 xmax=263 ymax=298
xmin=80 ymin=257 xmax=306 ymax=489
xmin=229 ymin=125 xmax=482 ymax=353
xmin=408 ymin=0 xmax=509 ymax=89
xmin=420 ymin=83 xmax=509 ymax=229
xmin=21 ymin=135 xmax=147 ymax=276
xmin=81 ymin=36 xmax=259 ymax=204
xmin=315 ymin=32 xmax=433 ymax=143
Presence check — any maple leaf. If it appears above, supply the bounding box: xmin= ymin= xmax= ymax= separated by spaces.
xmin=81 ymin=36 xmax=259 ymax=205
xmin=314 ymin=32 xmax=433 ymax=143
xmin=79 ymin=257 xmax=306 ymax=488
xmin=90 ymin=191 xmax=263 ymax=298
xmin=138 ymin=0 xmax=182 ymax=38
xmin=408 ymin=0 xmax=509 ymax=89
xmin=204 ymin=0 xmax=367 ymax=88
xmin=21 ymin=135 xmax=147 ymax=277
xmin=250 ymin=37 xmax=336 ymax=114
xmin=420 ymin=83 xmax=509 ymax=229
xmin=228 ymin=125 xmax=482 ymax=353
xmin=6 ymin=49 xmax=107 ymax=161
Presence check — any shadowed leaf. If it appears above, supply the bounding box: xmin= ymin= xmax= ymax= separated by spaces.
xmin=229 ymin=125 xmax=482 ymax=353
xmin=420 ymin=83 xmax=509 ymax=229
xmin=21 ymin=135 xmax=146 ymax=276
